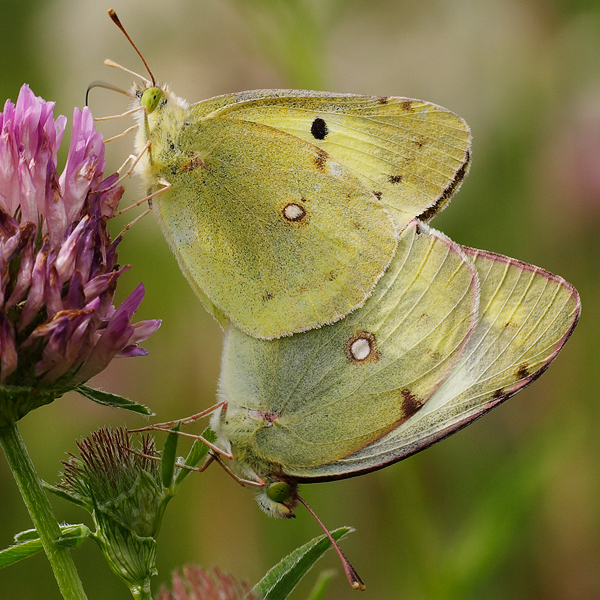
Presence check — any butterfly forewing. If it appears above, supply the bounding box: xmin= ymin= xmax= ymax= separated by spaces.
xmin=296 ymin=246 xmax=580 ymax=480
xmin=211 ymin=92 xmax=471 ymax=229
xmin=218 ymin=221 xmax=478 ymax=472
xmin=150 ymin=116 xmax=397 ymax=339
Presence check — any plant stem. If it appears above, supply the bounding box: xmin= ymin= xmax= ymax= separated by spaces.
xmin=0 ymin=421 xmax=88 ymax=600
xmin=130 ymin=581 xmax=153 ymax=600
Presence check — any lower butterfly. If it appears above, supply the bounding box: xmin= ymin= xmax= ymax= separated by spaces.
xmin=138 ymin=220 xmax=579 ymax=589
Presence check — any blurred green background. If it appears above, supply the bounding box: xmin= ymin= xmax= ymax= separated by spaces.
xmin=0 ymin=0 xmax=598 ymax=598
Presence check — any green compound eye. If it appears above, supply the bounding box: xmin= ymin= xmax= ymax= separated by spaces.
xmin=266 ymin=481 xmax=291 ymax=503
xmin=141 ymin=87 xmax=163 ymax=114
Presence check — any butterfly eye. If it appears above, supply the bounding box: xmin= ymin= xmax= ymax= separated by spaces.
xmin=266 ymin=481 xmax=291 ymax=503
xmin=141 ymin=87 xmax=163 ymax=114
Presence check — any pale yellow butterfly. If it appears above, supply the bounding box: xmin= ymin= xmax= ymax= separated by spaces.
xmin=106 ymin=10 xmax=470 ymax=340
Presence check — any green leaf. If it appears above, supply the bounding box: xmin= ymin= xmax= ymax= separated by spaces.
xmin=305 ymin=569 xmax=336 ymax=600
xmin=162 ymin=424 xmax=180 ymax=488
xmin=0 ymin=524 xmax=91 ymax=568
xmin=13 ymin=528 xmax=40 ymax=542
xmin=77 ymin=385 xmax=153 ymax=415
xmin=56 ymin=524 xmax=92 ymax=549
xmin=174 ymin=427 xmax=216 ymax=487
xmin=0 ymin=537 xmax=43 ymax=568
xmin=254 ymin=526 xmax=353 ymax=600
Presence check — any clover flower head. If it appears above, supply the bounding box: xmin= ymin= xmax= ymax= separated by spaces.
xmin=156 ymin=566 xmax=260 ymax=600
xmin=0 ymin=85 xmax=160 ymax=425
xmin=59 ymin=428 xmax=165 ymax=592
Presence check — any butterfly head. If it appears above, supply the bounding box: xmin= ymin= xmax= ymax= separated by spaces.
xmin=139 ymin=86 xmax=163 ymax=114
xmin=254 ymin=477 xmax=299 ymax=519
xmin=131 ymin=82 xmax=189 ymax=116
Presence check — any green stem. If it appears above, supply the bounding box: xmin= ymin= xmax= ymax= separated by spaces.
xmin=0 ymin=422 xmax=88 ymax=600
xmin=130 ymin=580 xmax=153 ymax=600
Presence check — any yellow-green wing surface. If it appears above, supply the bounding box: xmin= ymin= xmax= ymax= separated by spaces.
xmin=294 ymin=245 xmax=580 ymax=480
xmin=207 ymin=90 xmax=472 ymax=228
xmin=149 ymin=116 xmax=397 ymax=339
xmin=215 ymin=222 xmax=479 ymax=476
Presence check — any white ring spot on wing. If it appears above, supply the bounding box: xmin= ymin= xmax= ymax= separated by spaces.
xmin=350 ymin=337 xmax=372 ymax=360
xmin=283 ymin=203 xmax=306 ymax=221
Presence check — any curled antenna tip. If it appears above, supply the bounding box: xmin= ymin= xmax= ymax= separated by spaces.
xmin=86 ymin=80 xmax=129 ymax=106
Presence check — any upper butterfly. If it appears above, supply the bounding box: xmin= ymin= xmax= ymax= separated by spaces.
xmin=108 ymin=10 xmax=471 ymax=339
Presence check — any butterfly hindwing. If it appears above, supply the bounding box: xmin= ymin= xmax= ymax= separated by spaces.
xmin=295 ymin=245 xmax=581 ymax=480
xmin=217 ymin=221 xmax=479 ymax=474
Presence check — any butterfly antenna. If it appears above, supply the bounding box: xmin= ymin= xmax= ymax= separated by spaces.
xmin=86 ymin=80 xmax=129 ymax=107
xmin=104 ymin=59 xmax=150 ymax=86
xmin=108 ymin=8 xmax=156 ymax=86
xmin=297 ymin=494 xmax=366 ymax=591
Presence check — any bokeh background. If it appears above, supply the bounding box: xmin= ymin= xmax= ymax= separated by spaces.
xmin=0 ymin=0 xmax=598 ymax=598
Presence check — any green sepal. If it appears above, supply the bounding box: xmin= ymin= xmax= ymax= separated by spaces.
xmin=93 ymin=508 xmax=157 ymax=588
xmin=0 ymin=524 xmax=91 ymax=568
xmin=253 ymin=526 xmax=353 ymax=600
xmin=161 ymin=424 xmax=180 ymax=488
xmin=174 ymin=427 xmax=216 ymax=487
xmin=77 ymin=385 xmax=153 ymax=415
xmin=305 ymin=569 xmax=336 ymax=600
xmin=43 ymin=481 xmax=90 ymax=509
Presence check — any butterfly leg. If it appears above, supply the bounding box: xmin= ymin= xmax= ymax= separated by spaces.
xmin=98 ymin=140 xmax=152 ymax=193
xmin=132 ymin=401 xmax=226 ymax=431
xmin=212 ymin=454 xmax=265 ymax=488
xmin=120 ymin=440 xmax=216 ymax=474
xmin=93 ymin=105 xmax=146 ymax=122
xmin=114 ymin=178 xmax=171 ymax=236
xmin=129 ymin=401 xmax=232 ymax=459
xmin=113 ymin=177 xmax=171 ymax=218
xmin=103 ymin=124 xmax=138 ymax=144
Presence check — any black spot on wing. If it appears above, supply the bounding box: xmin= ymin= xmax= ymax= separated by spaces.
xmin=516 ymin=363 xmax=530 ymax=379
xmin=311 ymin=117 xmax=328 ymax=140
xmin=388 ymin=175 xmax=403 ymax=184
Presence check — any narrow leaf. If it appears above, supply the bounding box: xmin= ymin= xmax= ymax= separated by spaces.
xmin=0 ymin=538 xmax=43 ymax=568
xmin=305 ymin=569 xmax=336 ymax=600
xmin=254 ymin=527 xmax=353 ymax=600
xmin=174 ymin=427 xmax=216 ymax=487
xmin=13 ymin=529 xmax=40 ymax=542
xmin=0 ymin=524 xmax=91 ymax=568
xmin=162 ymin=424 xmax=180 ymax=488
xmin=42 ymin=481 xmax=89 ymax=508
xmin=77 ymin=385 xmax=153 ymax=415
